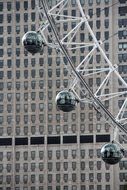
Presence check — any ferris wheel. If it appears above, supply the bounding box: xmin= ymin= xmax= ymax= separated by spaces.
xmin=22 ymin=0 xmax=127 ymax=165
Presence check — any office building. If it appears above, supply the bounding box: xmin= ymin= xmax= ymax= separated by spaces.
xmin=0 ymin=0 xmax=126 ymax=189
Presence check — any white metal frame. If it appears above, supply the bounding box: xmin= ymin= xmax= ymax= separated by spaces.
xmin=36 ymin=0 xmax=127 ymax=138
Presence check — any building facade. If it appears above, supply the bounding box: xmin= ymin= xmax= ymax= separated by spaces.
xmin=0 ymin=0 xmax=126 ymax=190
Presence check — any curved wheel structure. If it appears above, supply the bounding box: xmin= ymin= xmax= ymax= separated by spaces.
xmin=35 ymin=0 xmax=127 ymax=141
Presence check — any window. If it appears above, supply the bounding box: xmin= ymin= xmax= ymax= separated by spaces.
xmin=105 ymin=185 xmax=110 ymax=190
xmin=24 ymin=115 xmax=28 ymax=124
xmin=63 ymin=68 xmax=68 ymax=76
xmin=8 ymin=48 xmax=13 ymax=57
xmin=72 ymin=113 xmax=76 ymax=121
xmin=31 ymin=81 xmax=36 ymax=89
xmin=48 ymin=103 xmax=52 ymax=111
xmin=105 ymin=7 xmax=109 ymax=17
xmin=39 ymin=114 xmax=44 ymax=123
xmin=97 ymin=185 xmax=102 ymax=190
xmin=6 ymin=164 xmax=11 ymax=172
xmin=88 ymin=9 xmax=93 ymax=18
xmin=105 ymin=173 xmax=110 ymax=182
xmin=31 ymin=12 xmax=35 ymax=22
xmin=72 ymin=162 xmax=76 ymax=170
xmin=0 ymin=94 xmax=3 ymax=102
xmin=24 ymin=13 xmax=28 ymax=22
xmin=97 ymin=161 xmax=101 ymax=170
xmin=24 ymin=1 xmax=28 ymax=10
xmin=104 ymin=42 xmax=109 ymax=51
xmin=0 ymin=49 xmax=3 ymax=57
xmin=56 ymin=162 xmax=60 ymax=171
xmin=63 ymin=125 xmax=68 ymax=133
xmin=16 ymin=70 xmax=20 ymax=79
xmin=24 ymin=93 xmax=28 ymax=101
xmin=55 ymin=125 xmax=60 ymax=134
xmin=48 ymin=58 xmax=52 ymax=66
xmin=0 ymin=14 xmax=3 ymax=23
xmin=7 ymin=104 xmax=12 ymax=113
xmin=0 ymin=26 xmax=3 ymax=34
xmin=39 ymin=92 xmax=44 ymax=100
xmin=48 ymin=91 xmax=52 ymax=100
xmin=71 ymin=124 xmax=76 ymax=133
xmin=0 ymin=38 xmax=3 ymax=46
xmin=24 ymin=104 xmax=28 ymax=112
xmin=72 ymin=173 xmax=76 ymax=182
xmin=96 ymin=20 xmax=101 ymax=29
xmin=56 ymin=80 xmax=60 ymax=88
xmin=80 ymin=0 xmax=85 ymax=5
xmin=104 ymin=19 xmax=109 ymax=28
xmin=15 ymin=163 xmax=20 ymax=172
xmin=56 ymin=174 xmax=60 ymax=183
xmin=56 ymin=57 xmax=60 ymax=66
xmin=96 ymin=8 xmax=100 ymax=17
xmin=16 ymin=13 xmax=20 ymax=23
xmin=31 ymin=0 xmax=35 ymax=9
xmin=16 ymin=1 xmax=20 ymax=10
xmin=63 ymin=79 xmax=68 ymax=88
xmin=48 ymin=162 xmax=52 ymax=171
xmin=71 ymin=150 xmax=76 ymax=159
xmin=31 ymin=115 xmax=36 ymax=123
xmin=23 ymin=163 xmax=28 ymax=172
xmin=7 ymin=14 xmax=12 ymax=23
xmin=48 ymin=151 xmax=52 ymax=160
xmin=97 ymin=173 xmax=102 ymax=182
xmin=31 ymin=24 xmax=35 ymax=31
xmin=89 ymin=161 xmax=94 ymax=170
xmin=48 ymin=69 xmax=52 ymax=77
xmin=31 ymin=69 xmax=36 ymax=78
xmin=119 ymin=6 xmax=127 ymax=16
xmin=72 ymin=10 xmax=76 ymax=16
xmin=56 ymin=69 xmax=60 ymax=77
xmin=0 ymin=82 xmax=3 ymax=90
xmin=63 ymin=22 xmax=68 ymax=31
xmin=89 ymin=173 xmax=94 ymax=182
xmin=96 ymin=32 xmax=101 ymax=40
xmin=80 ymin=113 xmax=85 ymax=121
xmin=15 ymin=175 xmax=20 ymax=184
xmin=81 ymin=161 xmax=85 ymax=170
xmin=64 ymin=174 xmax=68 ymax=182
xmin=39 ymin=80 xmax=44 ymax=89
xmin=39 ymin=151 xmax=44 ymax=160
xmin=31 ymin=92 xmax=36 ymax=100
xmin=0 ymin=3 xmax=3 ymax=11
xmin=24 ymin=25 xmax=28 ymax=33
xmin=39 ymin=163 xmax=43 ymax=171
xmin=16 ymin=37 xmax=20 ymax=45
xmin=39 ymin=174 xmax=43 ymax=183
xmin=104 ymin=31 xmax=109 ymax=40
xmin=23 ymin=175 xmax=28 ymax=184
xmin=81 ymin=173 xmax=85 ymax=182
xmin=24 ymin=81 xmax=28 ymax=90
xmin=16 ymin=25 xmax=20 ymax=34
xmin=6 ymin=175 xmax=11 ymax=184
xmin=31 ymin=151 xmax=35 ymax=160
xmin=63 ymin=150 xmax=68 ymax=159
xmin=0 ymin=71 xmax=3 ymax=79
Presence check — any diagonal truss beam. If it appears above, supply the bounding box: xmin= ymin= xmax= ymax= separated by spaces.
xmin=38 ymin=0 xmax=127 ymax=136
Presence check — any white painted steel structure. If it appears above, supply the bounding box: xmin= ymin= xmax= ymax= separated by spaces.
xmin=36 ymin=0 xmax=127 ymax=141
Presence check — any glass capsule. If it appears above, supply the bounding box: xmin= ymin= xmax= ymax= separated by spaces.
xmin=101 ymin=142 xmax=124 ymax=165
xmin=22 ymin=31 xmax=45 ymax=54
xmin=55 ymin=90 xmax=77 ymax=112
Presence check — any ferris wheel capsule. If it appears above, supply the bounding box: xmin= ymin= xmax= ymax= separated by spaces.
xmin=55 ymin=90 xmax=78 ymax=112
xmin=101 ymin=142 xmax=124 ymax=165
xmin=22 ymin=31 xmax=45 ymax=54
